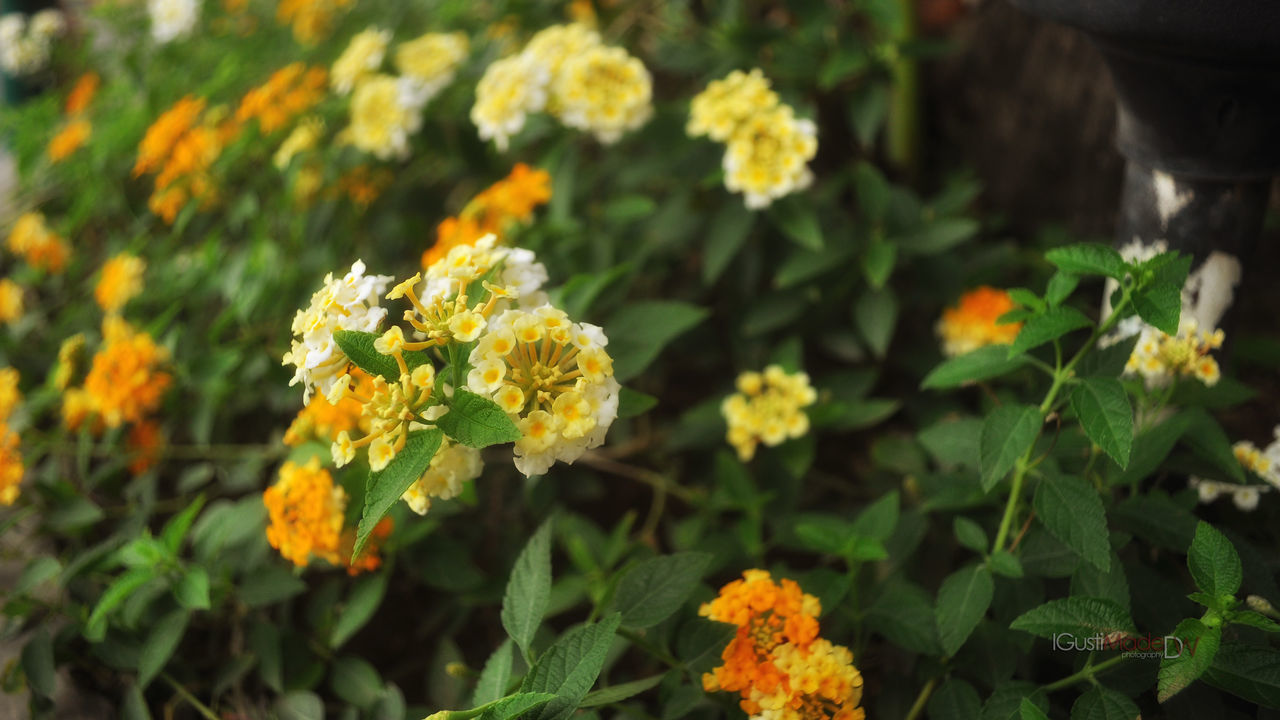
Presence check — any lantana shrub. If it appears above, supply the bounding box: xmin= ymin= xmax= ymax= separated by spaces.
xmin=1 ymin=2 xmax=1278 ymax=720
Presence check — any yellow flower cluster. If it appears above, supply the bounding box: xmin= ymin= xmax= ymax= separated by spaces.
xmin=275 ymin=0 xmax=352 ymax=44
xmin=274 ymin=116 xmax=324 ymax=170
xmin=936 ymin=286 xmax=1023 ymax=357
xmin=333 ymin=29 xmax=467 ymax=160
xmin=722 ymin=366 xmax=816 ymax=461
xmin=701 ymin=570 xmax=865 ymax=720
xmin=68 ymin=316 xmax=172 ymax=431
xmin=473 ymin=23 xmax=651 ymax=149
xmin=0 ymin=278 xmax=23 ymax=325
xmin=284 ymin=368 xmax=373 ymax=447
xmin=1125 ymin=318 xmax=1223 ymax=387
xmin=465 ymin=304 xmax=620 ymax=477
xmin=134 ymin=96 xmax=234 ymax=224
xmin=0 ymin=368 xmax=24 ymax=506
xmin=263 ymin=458 xmax=388 ymax=574
xmin=6 ymin=212 xmax=70 ymax=273
xmin=94 ymin=253 xmax=146 ymax=314
xmin=401 ymin=440 xmax=482 ymax=515
xmin=688 ymin=70 xmax=818 ymax=209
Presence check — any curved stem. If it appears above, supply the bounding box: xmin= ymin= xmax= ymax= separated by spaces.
xmin=1042 ymin=654 xmax=1128 ymax=692
xmin=161 ymin=672 xmax=220 ymax=720
xmin=903 ymin=675 xmax=939 ymax=720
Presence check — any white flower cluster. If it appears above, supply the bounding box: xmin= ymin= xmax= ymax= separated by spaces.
xmin=472 ymin=23 xmax=652 ymax=150
xmin=148 ymin=0 xmax=200 ymax=44
xmin=420 ymin=235 xmax=549 ymax=311
xmin=283 ymin=260 xmax=392 ymax=402
xmin=401 ymin=440 xmax=483 ymax=515
xmin=0 ymin=10 xmax=66 ymax=76
xmin=1189 ymin=428 xmax=1280 ymax=512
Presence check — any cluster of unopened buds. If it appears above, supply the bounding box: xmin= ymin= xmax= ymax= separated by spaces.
xmin=282 ymin=232 xmax=620 ymax=528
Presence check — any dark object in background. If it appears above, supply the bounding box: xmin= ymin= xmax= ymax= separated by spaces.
xmin=1009 ymin=0 xmax=1280 ymax=331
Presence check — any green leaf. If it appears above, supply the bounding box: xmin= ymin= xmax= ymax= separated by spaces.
xmin=333 ymin=330 xmax=431 ymax=382
xmin=121 ymin=683 xmax=151 ymax=720
xmin=935 ymin=564 xmax=994 ymax=656
xmin=331 ymin=656 xmax=384 ymax=709
xmin=896 ymin=218 xmax=979 ymax=255
xmin=703 ymin=202 xmax=755 ymax=284
xmin=1045 ymin=272 xmax=1080 ymax=307
xmin=275 ymin=691 xmax=325 ymax=720
xmin=1044 ymin=243 xmax=1126 ymax=280
xmin=160 ymin=495 xmax=206 ymax=553
xmin=1132 ymin=281 xmax=1182 ymax=336
xmin=1158 ymin=618 xmax=1221 ymax=703
xmin=855 ymin=288 xmax=897 ymax=358
xmin=174 ymin=567 xmax=211 ymax=610
xmin=502 ymin=519 xmax=553 ymax=662
xmin=439 ymin=389 xmax=522 ymax=448
xmin=1008 ymin=288 xmax=1046 ymax=313
xmin=852 ymin=162 xmax=890 ymax=224
xmin=1033 ymin=473 xmax=1112 ymax=572
xmin=866 ymin=578 xmax=941 ymax=655
xmin=85 ymin=568 xmax=155 ymax=641
xmin=552 ymin=264 xmax=632 ymax=319
xmin=980 ymin=404 xmax=1041 ymax=492
xmin=250 ymin=621 xmax=283 ymax=692
xmin=580 ymin=674 xmax=666 ymax=708
xmin=240 ymin=565 xmax=306 ymax=608
xmin=1230 ymin=611 xmax=1280 ymax=633
xmin=480 ymin=692 xmax=559 ymax=720
xmin=607 ymin=301 xmax=708 ymax=382
xmin=768 ymin=197 xmax=823 ymax=250
xmin=1008 ymin=306 xmax=1093 ymax=357
xmin=1071 ymin=554 xmax=1130 ymax=613
xmin=850 ymin=491 xmax=900 ymax=542
xmin=138 ymin=608 xmax=189 ymax=688
xmin=954 ymin=517 xmax=988 ymax=553
xmin=1114 ymin=412 xmax=1192 ymax=485
xmin=520 ymin=613 xmax=622 ymax=720
xmin=610 ymin=552 xmax=711 ymax=628
xmin=330 ymin=571 xmax=389 ymax=649
xmin=921 ymin=345 xmax=1028 ymax=389
xmin=918 ymin=417 xmax=982 ymax=470
xmin=353 ymin=428 xmax=443 ymax=559
xmin=1019 ymin=697 xmax=1051 ymax=720
xmin=861 ymin=237 xmax=896 ymax=289
xmin=1070 ymin=378 xmax=1133 ymax=468
xmin=1009 ymin=597 xmax=1135 ymax=639
xmin=1188 ymin=522 xmax=1242 ymax=597
xmin=473 ymin=641 xmax=514 ymax=706
xmin=1203 ymin=643 xmax=1280 ymax=708
xmin=989 ymin=551 xmax=1024 ymax=579
xmin=927 ymin=678 xmax=981 ymax=720
xmin=21 ymin=628 xmax=55 ymax=698
xmin=14 ymin=557 xmax=61 ymax=596
xmin=617 ymin=387 xmax=657 ymax=418
xmin=1069 ymin=686 xmax=1140 ymax=720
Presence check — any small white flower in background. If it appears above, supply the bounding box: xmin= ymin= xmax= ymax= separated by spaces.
xmin=0 ymin=12 xmax=60 ymax=76
xmin=149 ymin=0 xmax=200 ymax=43
xmin=1188 ymin=477 xmax=1268 ymax=511
xmin=28 ymin=9 xmax=65 ymax=40
xmin=283 ymin=260 xmax=393 ymax=402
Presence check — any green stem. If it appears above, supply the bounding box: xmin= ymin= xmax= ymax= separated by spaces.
xmin=903 ymin=675 xmax=939 ymax=720
xmin=1041 ymin=654 xmax=1128 ymax=692
xmin=993 ymin=291 xmax=1133 ymax=554
xmin=161 ymin=672 xmax=220 ymax=720
xmin=886 ymin=0 xmax=919 ymax=176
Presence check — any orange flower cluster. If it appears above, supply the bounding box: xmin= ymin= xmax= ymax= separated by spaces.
xmin=284 ymin=368 xmax=373 ymax=446
xmin=48 ymin=72 xmax=100 ymax=163
xmin=134 ymin=96 xmax=236 ymax=223
xmin=936 ymin=286 xmax=1023 ymax=357
xmin=263 ymin=458 xmax=388 ymax=574
xmin=73 ymin=316 xmax=172 ymax=430
xmin=702 ymin=570 xmax=865 ymax=720
xmin=235 ymin=63 xmax=328 ymax=134
xmin=127 ymin=420 xmax=164 ymax=475
xmin=422 ymin=163 xmax=552 ymax=267
xmin=6 ymin=212 xmax=70 ymax=273
xmin=276 ymin=0 xmax=353 ymax=44
xmin=0 ymin=368 xmax=24 ymax=506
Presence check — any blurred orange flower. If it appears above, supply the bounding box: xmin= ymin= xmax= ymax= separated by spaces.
xmin=936 ymin=285 xmax=1023 ymax=357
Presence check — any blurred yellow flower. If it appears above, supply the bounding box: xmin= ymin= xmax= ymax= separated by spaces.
xmin=551 ymin=45 xmax=652 ymax=144
xmin=722 ymin=365 xmax=816 ymax=461
xmin=82 ymin=316 xmax=172 ymax=428
xmin=423 ymin=163 xmax=553 ymax=267
xmin=331 ymin=26 xmax=390 ymax=94
xmin=264 ymin=458 xmax=347 ymax=567
xmin=347 ymin=74 xmax=423 ymax=160
xmin=394 ymin=31 xmax=468 ymax=102
xmin=688 ymin=69 xmax=779 ymax=142
xmin=722 ymin=105 xmax=818 ymax=210
xmin=53 ymin=333 xmax=85 ymax=390
xmin=0 ymin=424 xmax=22 ymax=506
xmin=65 ymin=71 xmax=100 ymax=115
xmin=274 ymin=115 xmax=324 ymax=169
xmin=276 ymin=0 xmax=352 ymax=44
xmin=6 ymin=212 xmax=69 ymax=273
xmin=0 ymin=279 xmax=23 ymax=325
xmin=94 ymin=253 xmax=146 ymax=314
xmin=48 ymin=119 xmax=91 ymax=162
